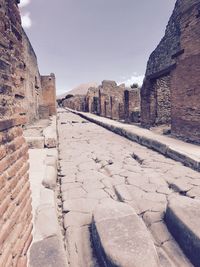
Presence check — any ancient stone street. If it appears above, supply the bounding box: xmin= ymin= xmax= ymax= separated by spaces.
xmin=57 ymin=109 xmax=200 ymax=267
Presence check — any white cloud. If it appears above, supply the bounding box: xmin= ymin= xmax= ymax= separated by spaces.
xmin=19 ymin=0 xmax=31 ymax=8
xmin=21 ymin=13 xmax=32 ymax=29
xmin=118 ymin=73 xmax=144 ymax=87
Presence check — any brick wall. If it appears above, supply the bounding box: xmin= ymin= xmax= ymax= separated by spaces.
xmin=0 ymin=1 xmax=32 ymax=266
xmin=22 ymin=30 xmax=42 ymax=124
xmin=141 ymin=0 xmax=200 ymax=143
xmin=171 ymin=2 xmax=200 ymax=143
xmin=39 ymin=74 xmax=56 ymax=118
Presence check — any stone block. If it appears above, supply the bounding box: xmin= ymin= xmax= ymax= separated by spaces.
xmin=165 ymin=195 xmax=200 ymax=267
xmin=42 ymin=166 xmax=57 ymax=190
xmin=34 ymin=205 xmax=60 ymax=241
xmin=92 ymin=200 xmax=159 ymax=267
xmin=29 ymin=236 xmax=68 ymax=267
xmin=25 ymin=136 xmax=44 ymax=149
xmin=43 ymin=125 xmax=57 ymax=148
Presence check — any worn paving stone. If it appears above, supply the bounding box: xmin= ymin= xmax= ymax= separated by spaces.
xmin=62 ymin=187 xmax=87 ymax=201
xmin=87 ymin=189 xmax=109 ymax=200
xmin=162 ymin=240 xmax=193 ymax=267
xmin=29 ymin=236 xmax=68 ymax=267
xmin=143 ymin=211 xmax=164 ymax=227
xmin=149 ymin=222 xmax=173 ymax=246
xmin=114 ymin=184 xmax=133 ymax=201
xmin=66 ymin=226 xmax=99 ymax=267
xmin=169 ymin=180 xmax=193 ymax=193
xmin=156 ymin=185 xmax=171 ymax=195
xmin=64 ymin=212 xmax=92 ymax=228
xmin=82 ymin=179 xmax=104 ymax=192
xmin=187 ymin=186 xmax=200 ymax=198
xmin=92 ymin=200 xmax=160 ymax=267
xmin=165 ymin=195 xmax=200 ymax=267
xmin=127 ymin=174 xmax=149 ymax=187
xmin=61 ymin=182 xmax=82 ymax=192
xmin=63 ymin=198 xmax=99 ymax=213
xmin=58 ymin=110 xmax=200 ymax=267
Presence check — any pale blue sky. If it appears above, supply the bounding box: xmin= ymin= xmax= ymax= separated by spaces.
xmin=19 ymin=0 xmax=176 ymax=94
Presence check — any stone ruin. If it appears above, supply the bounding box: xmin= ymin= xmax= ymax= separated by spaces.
xmin=0 ymin=0 xmax=200 ymax=265
xmin=62 ymin=95 xmax=87 ymax=112
xmin=141 ymin=0 xmax=200 ymax=144
xmin=61 ymin=0 xmax=200 ymax=145
xmin=62 ymin=80 xmax=141 ymax=123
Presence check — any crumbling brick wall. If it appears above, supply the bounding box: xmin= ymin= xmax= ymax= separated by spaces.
xmin=0 ymin=1 xmax=33 ymax=266
xmin=22 ymin=30 xmax=42 ymax=124
xmin=39 ymin=74 xmax=56 ymax=118
xmin=141 ymin=0 xmax=200 ymax=143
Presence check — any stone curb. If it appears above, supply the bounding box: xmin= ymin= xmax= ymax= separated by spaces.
xmin=67 ymin=109 xmax=200 ymax=172
xmin=43 ymin=116 xmax=57 ymax=148
xmin=42 ymin=165 xmax=57 ymax=190
xmin=28 ymin=116 xmax=68 ymax=267
xmin=91 ymin=200 xmax=160 ymax=267
xmin=165 ymin=196 xmax=200 ymax=267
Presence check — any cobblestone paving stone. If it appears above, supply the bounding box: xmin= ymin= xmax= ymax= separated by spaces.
xmin=57 ymin=110 xmax=199 ymax=267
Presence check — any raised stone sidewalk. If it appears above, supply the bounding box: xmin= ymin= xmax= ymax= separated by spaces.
xmin=67 ymin=109 xmax=200 ymax=172
xmin=24 ymin=116 xmax=68 ymax=267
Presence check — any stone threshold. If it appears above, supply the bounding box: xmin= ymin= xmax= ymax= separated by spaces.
xmin=66 ymin=108 xmax=200 ymax=172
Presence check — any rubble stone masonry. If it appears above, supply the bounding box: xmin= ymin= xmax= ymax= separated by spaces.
xmin=0 ymin=1 xmax=32 ymax=266
xmin=62 ymin=95 xmax=87 ymax=112
xmin=141 ymin=0 xmax=200 ymax=143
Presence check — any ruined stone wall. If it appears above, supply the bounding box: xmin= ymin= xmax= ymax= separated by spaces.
xmin=0 ymin=1 xmax=32 ymax=266
xmin=86 ymin=87 xmax=100 ymax=114
xmin=155 ymin=75 xmax=171 ymax=125
xmin=66 ymin=81 xmax=141 ymax=123
xmin=62 ymin=95 xmax=87 ymax=111
xmin=141 ymin=0 xmax=200 ymax=143
xmin=99 ymin=81 xmax=125 ymax=120
xmin=22 ymin=30 xmax=42 ymax=124
xmin=124 ymin=88 xmax=141 ymax=123
xmin=170 ymin=1 xmax=200 ymax=143
xmin=40 ymin=74 xmax=56 ymax=118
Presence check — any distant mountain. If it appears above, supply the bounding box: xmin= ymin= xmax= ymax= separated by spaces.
xmin=57 ymin=82 xmax=98 ymax=99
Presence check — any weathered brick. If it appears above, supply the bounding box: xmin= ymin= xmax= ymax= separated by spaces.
xmin=141 ymin=0 xmax=200 ymax=143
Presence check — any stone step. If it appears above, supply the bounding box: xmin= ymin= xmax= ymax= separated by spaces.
xmin=165 ymin=195 xmax=200 ymax=267
xmin=91 ymin=200 xmax=160 ymax=267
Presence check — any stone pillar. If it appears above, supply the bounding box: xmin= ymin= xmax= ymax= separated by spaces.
xmin=40 ymin=73 xmax=56 ymax=118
